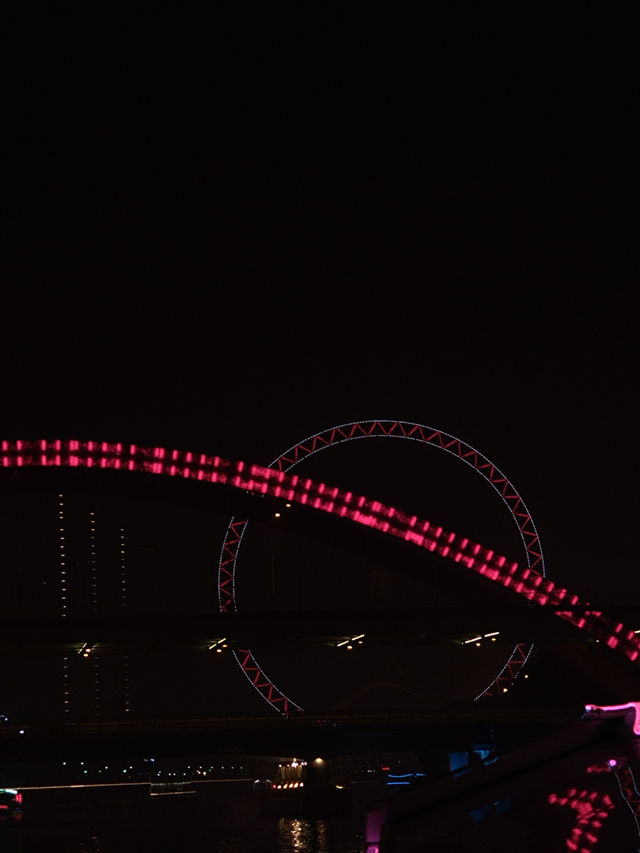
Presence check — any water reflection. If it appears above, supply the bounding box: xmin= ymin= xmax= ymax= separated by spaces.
xmin=275 ymin=817 xmax=362 ymax=853
xmin=278 ymin=818 xmax=328 ymax=853
xmin=79 ymin=836 xmax=103 ymax=853
xmin=2 ymin=786 xmax=364 ymax=853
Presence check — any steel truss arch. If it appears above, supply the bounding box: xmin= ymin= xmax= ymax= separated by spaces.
xmin=218 ymin=419 xmax=545 ymax=713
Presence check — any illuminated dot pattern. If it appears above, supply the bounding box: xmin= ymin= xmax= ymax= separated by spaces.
xmin=57 ymin=493 xmax=67 ymax=618
xmin=120 ymin=527 xmax=130 ymax=713
xmin=89 ymin=510 xmax=97 ymax=616
xmin=62 ymin=654 xmax=70 ymax=714
xmin=548 ymin=788 xmax=615 ymax=852
xmin=123 ymin=654 xmax=130 ymax=713
xmin=119 ymin=527 xmax=127 ymax=613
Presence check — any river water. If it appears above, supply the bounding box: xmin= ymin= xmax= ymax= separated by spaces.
xmin=0 ymin=781 xmax=372 ymax=853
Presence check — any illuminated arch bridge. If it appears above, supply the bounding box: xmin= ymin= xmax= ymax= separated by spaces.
xmin=2 ymin=438 xmax=639 ymax=693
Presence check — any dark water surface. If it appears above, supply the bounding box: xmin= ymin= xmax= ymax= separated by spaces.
xmin=1 ymin=781 xmax=369 ymax=853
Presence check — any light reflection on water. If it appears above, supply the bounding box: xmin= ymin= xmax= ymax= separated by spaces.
xmin=2 ymin=817 xmax=363 ymax=853
xmin=0 ymin=785 xmax=366 ymax=853
xmin=278 ymin=818 xmax=327 ymax=853
xmin=277 ymin=817 xmax=361 ymax=853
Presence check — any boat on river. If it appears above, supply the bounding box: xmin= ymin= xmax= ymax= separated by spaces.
xmin=256 ymin=758 xmax=351 ymax=818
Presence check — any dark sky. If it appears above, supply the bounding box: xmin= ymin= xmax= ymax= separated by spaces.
xmin=1 ymin=8 xmax=638 ymax=717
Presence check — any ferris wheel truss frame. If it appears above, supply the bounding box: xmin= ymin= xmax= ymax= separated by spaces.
xmin=217 ymin=419 xmax=546 ymax=714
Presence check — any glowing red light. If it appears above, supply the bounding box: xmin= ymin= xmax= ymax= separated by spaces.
xmin=7 ymin=431 xmax=638 ymax=711
xmin=548 ymin=788 xmax=614 ymax=853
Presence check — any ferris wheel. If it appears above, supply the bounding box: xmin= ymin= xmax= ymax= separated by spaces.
xmin=217 ymin=419 xmax=546 ymax=714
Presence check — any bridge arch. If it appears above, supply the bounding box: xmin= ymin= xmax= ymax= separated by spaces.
xmin=2 ymin=438 xmax=638 ymax=715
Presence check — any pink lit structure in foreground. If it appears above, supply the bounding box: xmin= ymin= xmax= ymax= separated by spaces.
xmin=584 ymin=702 xmax=640 ymax=736
xmin=552 ymin=705 xmax=640 ymax=851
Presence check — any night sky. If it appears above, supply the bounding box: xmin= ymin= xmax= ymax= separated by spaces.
xmin=1 ymin=8 xmax=638 ymax=719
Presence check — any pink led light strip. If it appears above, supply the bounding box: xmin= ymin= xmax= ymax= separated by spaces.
xmin=584 ymin=702 xmax=640 ymax=736
xmin=3 ymin=440 xmax=640 ymax=697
